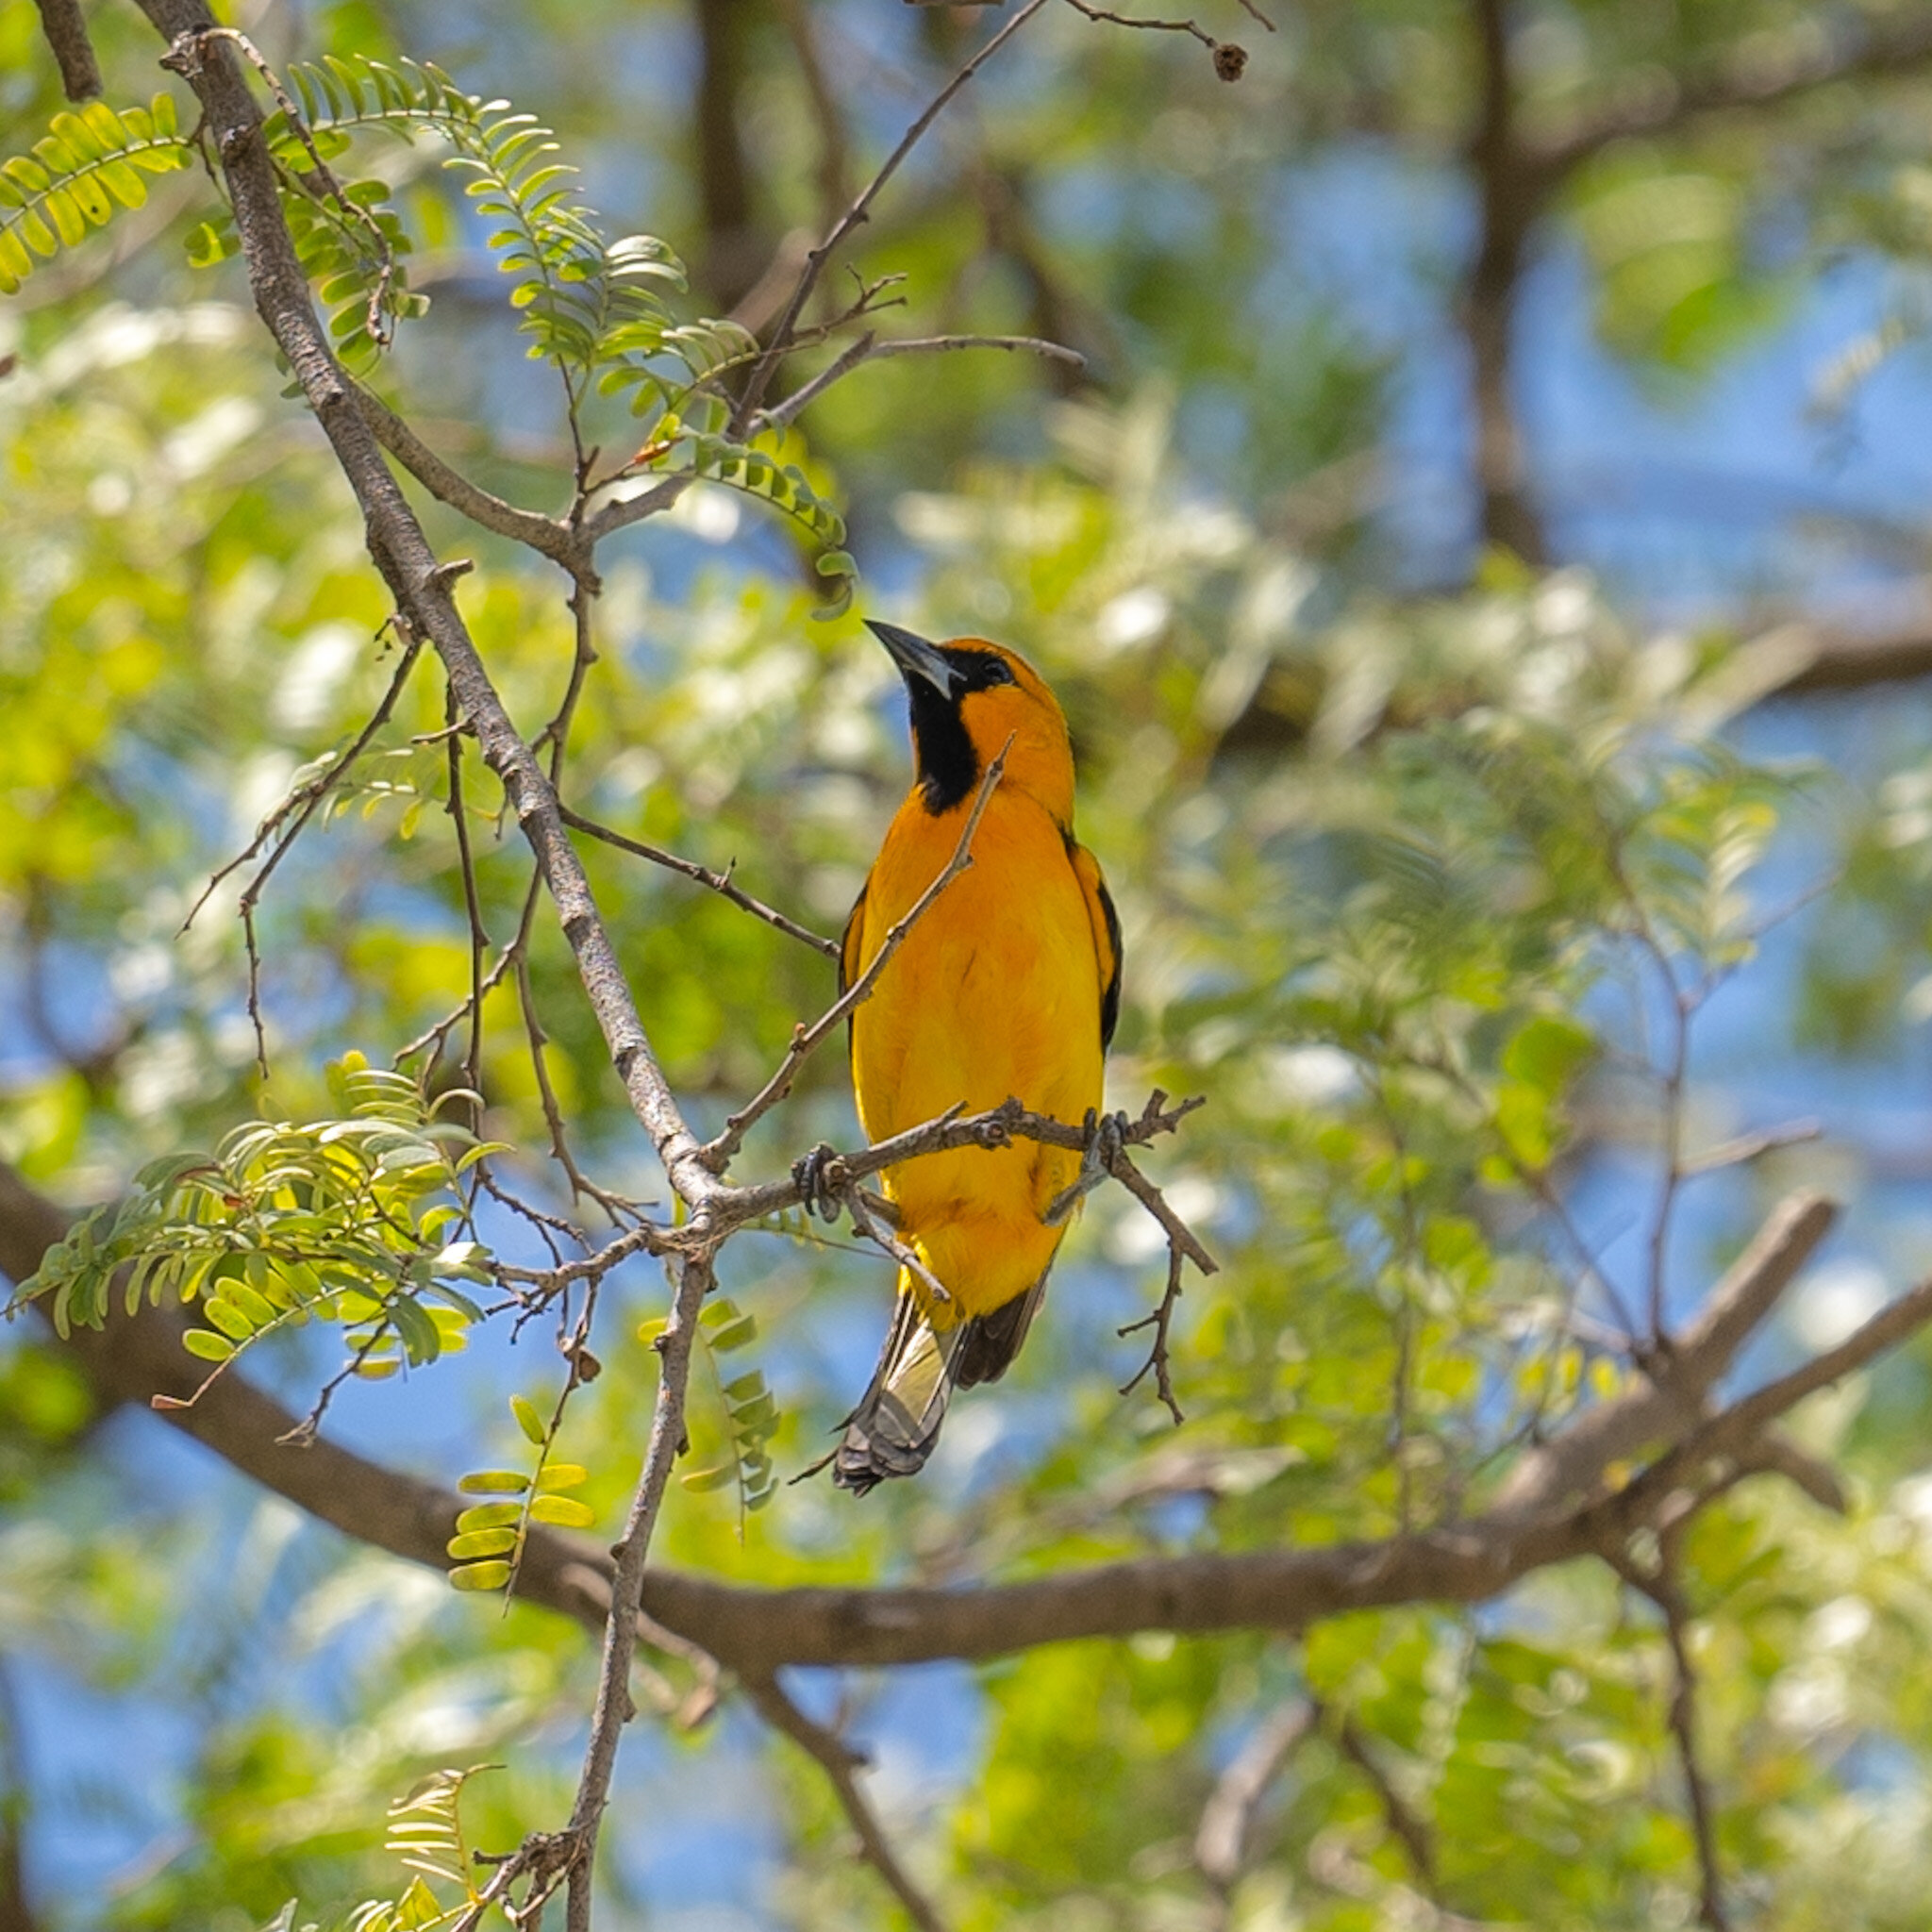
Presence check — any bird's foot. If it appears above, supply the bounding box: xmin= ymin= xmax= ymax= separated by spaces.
xmin=791 ymin=1142 xmax=844 ymax=1223
xmin=1043 ymin=1108 xmax=1130 ymax=1225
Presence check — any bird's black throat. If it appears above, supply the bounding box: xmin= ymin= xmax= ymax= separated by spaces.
xmin=906 ymin=678 xmax=980 ymax=815
xmin=899 ymin=647 xmax=1014 ymax=814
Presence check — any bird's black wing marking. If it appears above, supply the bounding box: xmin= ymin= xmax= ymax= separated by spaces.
xmin=955 ymin=1264 xmax=1054 ymax=1388
xmin=839 ymin=878 xmax=868 ymax=1062
xmin=1094 ymin=868 xmax=1124 ymax=1052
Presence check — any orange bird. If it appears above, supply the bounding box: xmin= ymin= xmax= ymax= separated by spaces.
xmin=825 ymin=622 xmax=1122 ymax=1492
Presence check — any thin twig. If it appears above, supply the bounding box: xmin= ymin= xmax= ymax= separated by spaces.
xmin=698 ymin=741 xmax=1012 ymax=1173
xmin=1194 ymin=1694 xmax=1313 ymax=1910
xmin=393 ymin=869 xmax=538 ymax=1068
xmin=774 ymin=0 xmax=855 ymax=233
xmin=495 ymin=1225 xmax=666 ymax=1298
xmin=189 ymin=631 xmax=426 ymax=1078
xmin=516 ymin=1255 xmax=712 ymax=1932
xmin=1335 ymin=1712 xmax=1437 ymax=1890
xmin=743 ymin=1672 xmax=951 ymax=1932
xmin=1680 ymin=1118 xmax=1823 ymax=1175
xmin=845 ymin=1181 xmax=952 ymax=1306
xmin=559 ymin=805 xmax=839 ymax=958
xmin=1061 ymin=0 xmax=1217 ymax=51
xmin=729 ymin=0 xmax=1054 ymax=436
xmin=754 ymin=330 xmax=1086 ymax=436
xmin=514 ymin=945 xmax=628 ymax=1224
xmin=184 ymin=631 xmax=425 ymax=934
xmin=445 ymin=695 xmax=490 ymax=1122
xmin=1603 ymin=1545 xmax=1730 ymax=1932
xmin=1491 ymin=1191 xmax=1838 ymax=1521
xmin=1118 ymin=1244 xmax=1186 ymax=1423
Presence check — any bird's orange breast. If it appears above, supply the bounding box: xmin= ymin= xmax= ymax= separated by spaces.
xmin=849 ymin=788 xmax=1104 ymax=1322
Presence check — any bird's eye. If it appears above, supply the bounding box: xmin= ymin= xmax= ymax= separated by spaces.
xmin=983 ymin=659 xmax=1015 ymax=687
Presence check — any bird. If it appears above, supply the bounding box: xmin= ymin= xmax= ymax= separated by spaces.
xmin=823 ymin=620 xmax=1122 ymax=1493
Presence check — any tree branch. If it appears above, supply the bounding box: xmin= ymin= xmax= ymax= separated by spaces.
xmin=556 ymin=1256 xmax=711 ymax=1930
xmin=136 ymin=0 xmax=717 ymax=1216
xmin=1491 ymin=1191 xmax=1838 ymax=1520
xmin=31 ymin=0 xmax=100 ymax=100
xmin=1461 ymin=0 xmax=1546 ymax=561
xmin=350 ymin=384 xmax=592 ymax=581
xmin=1194 ymin=1694 xmax=1313 ymax=1904
xmin=1533 ymin=9 xmax=1932 ymax=175
xmin=729 ymin=0 xmax=1053 ymax=435
xmin=741 ymin=1672 xmax=950 ymax=1932
xmin=0 ymin=1162 xmax=1907 ymax=1688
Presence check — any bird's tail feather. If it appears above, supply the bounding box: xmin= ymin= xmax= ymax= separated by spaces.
xmin=833 ymin=1268 xmax=1055 ymax=1494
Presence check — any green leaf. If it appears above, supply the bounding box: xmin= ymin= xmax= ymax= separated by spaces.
xmin=708 ymin=1315 xmax=757 ymax=1352
xmin=528 ymin=1494 xmax=595 ymax=1528
xmin=1501 ymin=1013 xmax=1595 ymax=1095
xmin=183 ymin=1329 xmax=236 ymax=1362
xmin=200 ymin=1295 xmax=258 ymax=1341
xmin=454 ymin=1502 xmax=524 ymax=1533
xmin=445 ymin=1527 xmax=519 ymax=1559
xmin=458 ymin=1470 xmax=531 ymax=1494
xmin=510 ymin=1393 xmax=547 ymax=1444
xmin=448 ymin=1560 xmax=511 ymax=1592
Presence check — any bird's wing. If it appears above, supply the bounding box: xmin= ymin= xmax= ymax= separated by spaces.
xmin=839 ymin=876 xmax=871 ymax=1076
xmin=1070 ymin=840 xmax=1124 ymax=1051
xmin=839 ymin=877 xmax=869 ymax=999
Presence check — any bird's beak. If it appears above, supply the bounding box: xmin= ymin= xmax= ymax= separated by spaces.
xmin=867 ymin=620 xmax=960 ymax=698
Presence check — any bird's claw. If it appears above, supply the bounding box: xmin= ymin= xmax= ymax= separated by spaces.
xmin=792 ymin=1142 xmax=844 ymax=1223
xmin=1043 ymin=1108 xmax=1131 ymax=1225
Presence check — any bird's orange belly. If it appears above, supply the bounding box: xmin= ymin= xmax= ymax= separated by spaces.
xmin=851 ymin=797 xmax=1104 ymax=1321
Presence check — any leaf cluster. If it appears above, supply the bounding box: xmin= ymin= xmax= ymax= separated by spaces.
xmin=447 ymin=1394 xmax=597 ymax=1596
xmin=0 ymin=93 xmax=188 ymax=293
xmin=15 ymin=1055 xmax=498 ymax=1390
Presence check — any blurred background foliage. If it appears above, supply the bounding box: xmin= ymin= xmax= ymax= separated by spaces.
xmin=8 ymin=0 xmax=1932 ymax=1927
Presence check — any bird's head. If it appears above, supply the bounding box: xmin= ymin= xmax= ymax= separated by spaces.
xmin=867 ymin=621 xmax=1075 ymax=823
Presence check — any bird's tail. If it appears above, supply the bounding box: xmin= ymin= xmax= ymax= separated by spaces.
xmin=833 ymin=1270 xmax=1051 ymax=1495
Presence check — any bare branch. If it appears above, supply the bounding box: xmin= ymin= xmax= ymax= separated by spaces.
xmin=32 ymin=0 xmax=99 ymax=99
xmin=559 ymin=804 xmax=839 ymax=959
xmin=699 ymin=740 xmax=1011 ymax=1173
xmin=1194 ymin=1695 xmax=1313 ymax=1899
xmin=351 ymin=384 xmax=592 ymax=580
xmin=1681 ymin=1117 xmax=1822 ymax=1175
xmin=1060 ymin=0 xmax=1241 ymax=67
xmin=1533 ymin=10 xmax=1932 ymax=175
xmin=755 ymin=330 xmax=1086 ymax=436
xmin=183 ymin=631 xmax=425 ymax=936
xmin=1492 ymin=1191 xmax=1838 ymax=1521
xmin=730 ymin=0 xmax=1053 ymax=435
xmin=1118 ymin=1244 xmax=1187 ymax=1423
xmin=395 ymin=868 xmax=539 ymax=1069
xmin=774 ymin=0 xmax=855 ymax=235
xmin=723 ymin=1088 xmax=1207 ymax=1224
xmin=1334 ymin=1710 xmax=1437 ymax=1890
xmin=742 ymin=1672 xmax=950 ymax=1932
xmin=555 ymin=1254 xmax=711 ymax=1930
